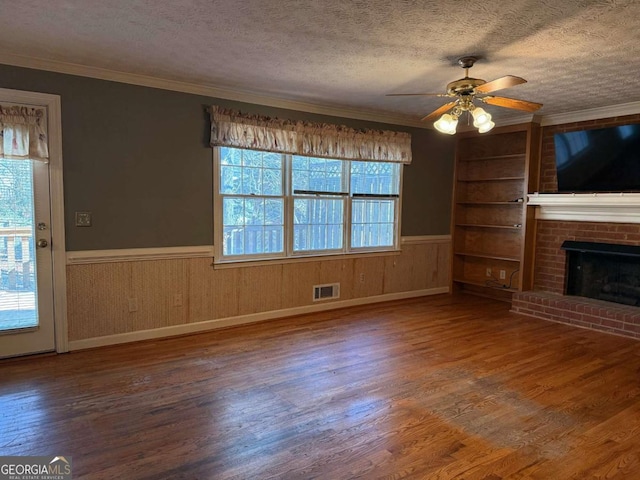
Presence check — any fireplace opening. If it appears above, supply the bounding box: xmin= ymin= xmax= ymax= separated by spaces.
xmin=562 ymin=241 xmax=640 ymax=307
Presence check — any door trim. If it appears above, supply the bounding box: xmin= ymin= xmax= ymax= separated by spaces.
xmin=0 ymin=88 xmax=67 ymax=353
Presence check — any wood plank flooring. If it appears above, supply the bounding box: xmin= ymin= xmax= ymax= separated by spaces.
xmin=2 ymin=294 xmax=640 ymax=479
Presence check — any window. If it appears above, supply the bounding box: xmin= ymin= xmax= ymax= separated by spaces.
xmin=292 ymin=156 xmax=345 ymax=253
xmin=350 ymin=161 xmax=398 ymax=249
xmin=216 ymin=147 xmax=401 ymax=262
xmin=219 ymin=148 xmax=284 ymax=257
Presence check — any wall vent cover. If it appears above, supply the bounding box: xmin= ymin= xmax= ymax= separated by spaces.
xmin=313 ymin=283 xmax=340 ymax=301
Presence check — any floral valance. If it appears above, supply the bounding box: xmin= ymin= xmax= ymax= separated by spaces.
xmin=0 ymin=105 xmax=49 ymax=163
xmin=209 ymin=106 xmax=412 ymax=164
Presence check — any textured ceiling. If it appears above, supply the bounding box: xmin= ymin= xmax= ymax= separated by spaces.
xmin=1 ymin=0 xmax=640 ymax=125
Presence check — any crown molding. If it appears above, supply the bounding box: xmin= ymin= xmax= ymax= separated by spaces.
xmin=540 ymin=101 xmax=640 ymax=126
xmin=0 ymin=52 xmax=428 ymax=129
xmin=496 ymin=113 xmax=538 ymax=126
xmin=4 ymin=53 xmax=638 ymax=130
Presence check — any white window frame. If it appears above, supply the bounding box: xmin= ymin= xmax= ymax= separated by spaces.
xmin=290 ymin=156 xmax=349 ymax=256
xmin=213 ymin=147 xmax=402 ymax=263
xmin=215 ymin=148 xmax=287 ymax=262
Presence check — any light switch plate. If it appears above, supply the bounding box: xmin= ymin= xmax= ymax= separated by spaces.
xmin=75 ymin=211 xmax=92 ymax=227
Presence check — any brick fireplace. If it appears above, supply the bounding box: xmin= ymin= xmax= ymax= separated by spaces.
xmin=533 ymin=220 xmax=640 ymax=295
xmin=563 ymin=240 xmax=640 ymax=306
xmin=512 ymin=219 xmax=640 ymax=339
xmin=511 ymin=113 xmax=640 ymax=340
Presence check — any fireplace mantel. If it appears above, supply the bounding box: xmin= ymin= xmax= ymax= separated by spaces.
xmin=527 ymin=193 xmax=640 ymax=224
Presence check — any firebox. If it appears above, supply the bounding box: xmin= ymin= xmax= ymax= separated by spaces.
xmin=561 ymin=241 xmax=640 ymax=307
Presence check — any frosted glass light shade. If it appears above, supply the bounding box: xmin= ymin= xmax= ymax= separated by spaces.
xmin=472 ymin=108 xmax=491 ymax=127
xmin=434 ymin=114 xmax=458 ymax=135
xmin=478 ymin=120 xmax=496 ymax=133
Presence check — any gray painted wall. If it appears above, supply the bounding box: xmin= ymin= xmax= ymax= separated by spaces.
xmin=0 ymin=64 xmax=454 ymax=250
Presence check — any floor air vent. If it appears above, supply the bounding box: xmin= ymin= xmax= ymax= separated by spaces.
xmin=313 ymin=283 xmax=340 ymax=301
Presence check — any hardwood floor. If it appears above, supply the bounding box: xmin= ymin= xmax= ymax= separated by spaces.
xmin=2 ymin=294 xmax=640 ymax=479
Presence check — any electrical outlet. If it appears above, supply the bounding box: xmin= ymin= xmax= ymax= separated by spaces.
xmin=500 ymin=270 xmax=506 ymax=280
xmin=359 ymin=273 xmax=365 ymax=283
xmin=486 ymin=268 xmax=492 ymax=277
xmin=128 ymin=297 xmax=138 ymax=312
xmin=173 ymin=294 xmax=183 ymax=307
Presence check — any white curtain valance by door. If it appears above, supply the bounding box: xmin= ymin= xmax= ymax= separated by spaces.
xmin=209 ymin=106 xmax=412 ymax=164
xmin=0 ymin=105 xmax=49 ymax=163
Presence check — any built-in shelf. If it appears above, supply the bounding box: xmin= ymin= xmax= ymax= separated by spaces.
xmin=451 ymin=123 xmax=541 ymax=301
xmin=460 ymin=153 xmax=526 ymax=162
xmin=527 ymin=192 xmax=640 ymax=224
xmin=456 ymin=201 xmax=523 ymax=206
xmin=458 ymin=176 xmax=525 ymax=182
xmin=454 ymin=251 xmax=521 ymax=262
xmin=455 ymin=224 xmax=522 ymax=230
xmin=453 ymin=277 xmax=518 ymax=293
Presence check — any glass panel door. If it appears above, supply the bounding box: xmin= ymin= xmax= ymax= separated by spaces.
xmin=0 ymin=126 xmax=55 ymax=358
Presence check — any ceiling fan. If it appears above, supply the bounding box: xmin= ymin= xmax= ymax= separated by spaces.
xmin=388 ymin=56 xmax=543 ymax=134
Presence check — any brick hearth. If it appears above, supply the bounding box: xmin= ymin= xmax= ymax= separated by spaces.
xmin=512 ymin=291 xmax=640 ymax=340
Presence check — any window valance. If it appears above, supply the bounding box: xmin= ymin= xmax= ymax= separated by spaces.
xmin=0 ymin=105 xmax=49 ymax=163
xmin=209 ymin=106 xmax=412 ymax=164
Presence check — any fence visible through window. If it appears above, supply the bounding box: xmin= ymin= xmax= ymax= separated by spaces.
xmin=217 ymin=147 xmax=401 ymax=261
xmin=0 ymin=158 xmax=38 ymax=331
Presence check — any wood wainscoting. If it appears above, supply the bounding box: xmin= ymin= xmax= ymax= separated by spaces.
xmin=3 ymin=295 xmax=640 ymax=478
xmin=66 ymin=236 xmax=451 ymax=348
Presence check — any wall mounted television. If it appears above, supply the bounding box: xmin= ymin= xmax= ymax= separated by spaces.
xmin=554 ymin=124 xmax=640 ymax=193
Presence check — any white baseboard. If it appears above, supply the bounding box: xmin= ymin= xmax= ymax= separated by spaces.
xmin=68 ymin=287 xmax=449 ymax=351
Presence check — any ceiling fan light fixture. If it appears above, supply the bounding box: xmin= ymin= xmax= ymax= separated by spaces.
xmin=387 ymin=56 xmax=542 ymax=135
xmin=477 ymin=120 xmax=496 ymax=134
xmin=434 ymin=113 xmax=458 ymax=135
xmin=471 ymin=107 xmax=491 ymax=127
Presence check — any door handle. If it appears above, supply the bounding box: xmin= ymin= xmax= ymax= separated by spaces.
xmin=37 ymin=239 xmax=49 ymax=248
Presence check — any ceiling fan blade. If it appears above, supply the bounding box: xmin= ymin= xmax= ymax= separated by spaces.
xmin=421 ymin=101 xmax=457 ymax=122
xmin=386 ymin=93 xmax=446 ymax=97
xmin=475 ymin=75 xmax=527 ymax=93
xmin=481 ymin=96 xmax=543 ymax=112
